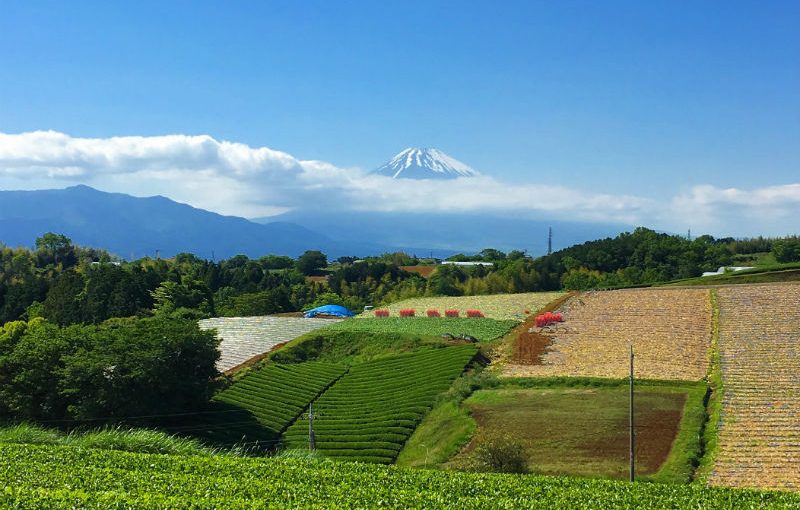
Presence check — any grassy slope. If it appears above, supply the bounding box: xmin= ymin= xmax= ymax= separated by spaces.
xmin=396 ymin=370 xmax=498 ymax=468
xmin=395 ymin=400 xmax=476 ymax=468
xmin=695 ymin=289 xmax=724 ymax=483
xmin=659 ymin=262 xmax=800 ymax=287
xmin=0 ymin=423 xmax=228 ymax=456
xmin=4 ymin=443 xmax=800 ymax=509
xmin=270 ymin=329 xmax=453 ymax=364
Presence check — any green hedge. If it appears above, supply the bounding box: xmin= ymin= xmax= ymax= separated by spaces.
xmin=283 ymin=345 xmax=477 ymax=462
xmin=215 ymin=362 xmax=347 ymax=434
xmin=2 ymin=443 xmax=799 ymax=509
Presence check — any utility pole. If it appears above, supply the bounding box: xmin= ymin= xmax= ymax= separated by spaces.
xmin=548 ymin=227 xmax=553 ymax=255
xmin=155 ymin=249 xmax=160 ymax=260
xmin=308 ymin=403 xmax=317 ymax=451
xmin=687 ymin=229 xmax=692 ymax=241
xmin=629 ymin=343 xmax=635 ymax=482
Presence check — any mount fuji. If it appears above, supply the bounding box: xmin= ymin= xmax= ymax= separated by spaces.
xmin=372 ymin=148 xmax=479 ymax=179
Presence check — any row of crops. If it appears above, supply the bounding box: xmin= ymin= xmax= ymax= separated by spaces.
xmin=710 ymin=285 xmax=800 ymax=491
xmin=283 ymin=345 xmax=478 ymax=463
xmin=212 ymin=361 xmax=346 ymax=439
xmin=324 ymin=316 xmax=518 ymax=341
xmin=3 ymin=443 xmax=799 ymax=509
xmin=504 ymin=288 xmax=712 ymax=381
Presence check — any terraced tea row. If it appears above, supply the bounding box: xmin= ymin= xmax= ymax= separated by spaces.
xmin=710 ymin=284 xmax=800 ymax=491
xmin=199 ymin=316 xmax=339 ymax=372
xmin=3 ymin=444 xmax=800 ymax=509
xmin=503 ymin=288 xmax=711 ymax=381
xmin=360 ymin=292 xmax=565 ymax=321
xmin=283 ymin=345 xmax=478 ymax=463
xmin=213 ymin=361 xmax=346 ymax=438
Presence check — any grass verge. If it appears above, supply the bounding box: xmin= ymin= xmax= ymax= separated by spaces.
xmin=396 ymin=370 xmax=497 ymax=468
xmin=694 ymin=289 xmax=723 ymax=483
xmin=0 ymin=423 xmax=231 ymax=456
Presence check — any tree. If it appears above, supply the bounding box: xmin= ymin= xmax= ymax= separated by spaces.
xmin=0 ymin=317 xmax=220 ymax=424
xmin=474 ymin=435 xmax=528 ymax=473
xmin=772 ymin=238 xmax=800 ymax=263
xmin=35 ymin=233 xmax=77 ymax=268
xmin=40 ymin=270 xmax=86 ymax=326
xmin=296 ymin=250 xmax=327 ymax=276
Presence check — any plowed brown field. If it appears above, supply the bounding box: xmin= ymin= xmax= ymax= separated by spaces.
xmin=502 ymin=288 xmax=712 ymax=381
xmin=709 ymin=284 xmax=800 ymax=491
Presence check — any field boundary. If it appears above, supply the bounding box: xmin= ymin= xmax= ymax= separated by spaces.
xmin=694 ymin=289 xmax=723 ymax=484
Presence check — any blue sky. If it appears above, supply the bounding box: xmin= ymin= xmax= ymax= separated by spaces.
xmin=1 ymin=1 xmax=799 ymax=235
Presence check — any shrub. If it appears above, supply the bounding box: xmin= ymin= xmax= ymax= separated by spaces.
xmin=399 ymin=309 xmax=416 ymax=317
xmin=466 ymin=310 xmax=484 ymax=318
xmin=426 ymin=310 xmax=441 ymax=317
xmin=445 ymin=309 xmax=459 ymax=318
xmin=474 ymin=435 xmax=528 ymax=473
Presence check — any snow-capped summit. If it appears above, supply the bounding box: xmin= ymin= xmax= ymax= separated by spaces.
xmin=372 ymin=148 xmax=479 ymax=179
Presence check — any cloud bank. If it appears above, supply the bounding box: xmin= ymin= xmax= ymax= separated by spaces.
xmin=1 ymin=130 xmax=798 ymax=236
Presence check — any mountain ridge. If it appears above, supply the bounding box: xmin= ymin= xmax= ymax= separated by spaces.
xmin=0 ymin=186 xmax=383 ymax=259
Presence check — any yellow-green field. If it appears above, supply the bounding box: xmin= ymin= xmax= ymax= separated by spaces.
xmin=363 ymin=292 xmax=565 ymax=321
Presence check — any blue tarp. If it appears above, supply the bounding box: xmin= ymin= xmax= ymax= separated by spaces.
xmin=304 ymin=304 xmax=355 ymax=318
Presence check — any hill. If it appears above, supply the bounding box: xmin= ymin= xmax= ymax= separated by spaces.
xmin=0 ymin=185 xmax=384 ymax=259
xmin=260 ymin=210 xmax=628 ymax=256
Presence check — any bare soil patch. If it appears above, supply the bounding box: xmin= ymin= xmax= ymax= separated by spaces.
xmin=451 ymin=386 xmax=688 ymax=479
xmin=400 ymin=265 xmax=437 ymax=278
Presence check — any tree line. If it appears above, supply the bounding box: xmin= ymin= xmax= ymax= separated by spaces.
xmin=3 ymin=229 xmax=800 ymax=327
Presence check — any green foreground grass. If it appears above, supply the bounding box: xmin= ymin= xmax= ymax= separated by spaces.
xmin=3 ymin=443 xmax=799 ymax=509
xmin=0 ymin=423 xmax=228 ymax=456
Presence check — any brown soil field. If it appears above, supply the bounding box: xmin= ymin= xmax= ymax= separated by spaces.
xmin=450 ymin=387 xmax=687 ymax=479
xmin=502 ymin=288 xmax=712 ymax=380
xmin=709 ymin=284 xmax=800 ymax=491
xmin=400 ymin=265 xmax=437 ymax=278
xmin=305 ymin=275 xmax=330 ymax=284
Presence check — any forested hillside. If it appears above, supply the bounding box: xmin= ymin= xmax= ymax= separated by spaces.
xmin=3 ymin=229 xmax=798 ymax=327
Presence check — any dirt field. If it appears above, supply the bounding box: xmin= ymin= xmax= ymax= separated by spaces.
xmin=709 ymin=284 xmax=800 ymax=491
xmin=502 ymin=288 xmax=712 ymax=381
xmin=449 ymin=386 xmax=688 ymax=479
xmin=400 ymin=265 xmax=437 ymax=278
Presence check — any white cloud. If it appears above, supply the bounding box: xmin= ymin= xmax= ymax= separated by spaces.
xmin=668 ymin=184 xmax=800 ymax=236
xmin=1 ymin=130 xmax=798 ymax=236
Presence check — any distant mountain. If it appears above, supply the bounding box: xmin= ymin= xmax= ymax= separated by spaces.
xmin=261 ymin=210 xmax=630 ymax=257
xmin=372 ymin=148 xmax=479 ymax=179
xmin=0 ymin=186 xmax=386 ymax=259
